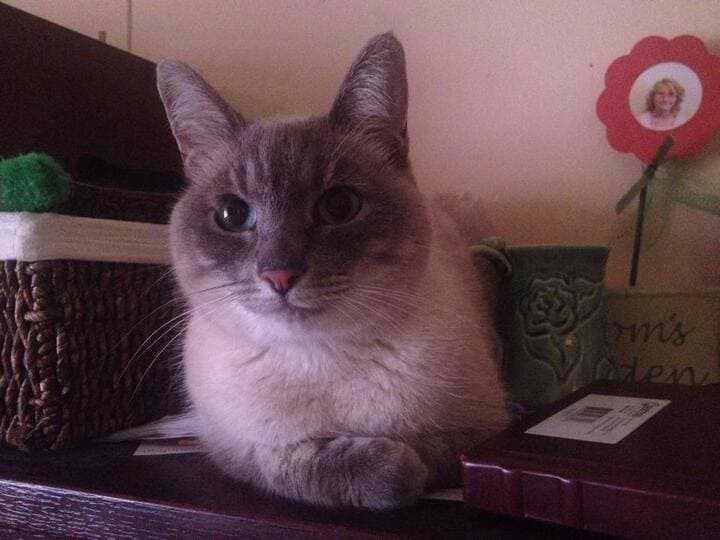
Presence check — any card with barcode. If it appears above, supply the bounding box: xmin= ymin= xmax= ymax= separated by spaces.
xmin=524 ymin=394 xmax=671 ymax=444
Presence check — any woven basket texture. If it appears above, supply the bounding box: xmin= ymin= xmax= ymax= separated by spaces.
xmin=0 ymin=259 xmax=181 ymax=452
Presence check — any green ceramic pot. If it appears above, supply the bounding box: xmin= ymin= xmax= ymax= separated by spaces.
xmin=475 ymin=244 xmax=616 ymax=409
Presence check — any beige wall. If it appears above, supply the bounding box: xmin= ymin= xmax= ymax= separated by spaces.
xmin=8 ymin=0 xmax=720 ymax=288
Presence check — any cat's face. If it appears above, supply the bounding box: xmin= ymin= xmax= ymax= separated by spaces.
xmin=159 ymin=34 xmax=430 ymax=340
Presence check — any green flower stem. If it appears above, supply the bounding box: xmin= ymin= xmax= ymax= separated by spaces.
xmin=615 ymin=136 xmax=675 ymax=214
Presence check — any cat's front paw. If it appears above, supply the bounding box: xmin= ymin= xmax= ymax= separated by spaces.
xmin=344 ymin=437 xmax=428 ymax=510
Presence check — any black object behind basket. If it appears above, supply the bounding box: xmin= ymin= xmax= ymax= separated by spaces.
xmin=55 ymin=179 xmax=178 ymax=224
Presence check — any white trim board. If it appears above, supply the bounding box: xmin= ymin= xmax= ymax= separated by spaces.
xmin=0 ymin=212 xmax=170 ymax=265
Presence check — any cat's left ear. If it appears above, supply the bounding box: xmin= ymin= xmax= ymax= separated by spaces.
xmin=329 ymin=33 xmax=409 ymax=164
xmin=156 ymin=60 xmax=245 ymax=179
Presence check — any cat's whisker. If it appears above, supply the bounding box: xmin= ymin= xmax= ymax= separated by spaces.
xmin=146 ymin=266 xmax=176 ymax=291
xmin=113 ymin=280 xmax=241 ymax=361
xmin=326 ymin=301 xmax=359 ymax=330
xmin=303 ymin=284 xmax=352 ymax=301
xmin=353 ymin=291 xmax=473 ymax=338
xmin=357 ymin=283 xmax=440 ymax=304
xmin=191 ymin=288 xmax=247 ymax=333
xmin=107 ymin=295 xmax=186 ymax=358
xmin=334 ymin=304 xmax=397 ymax=346
xmin=354 ymin=292 xmax=443 ymax=326
xmin=127 ymin=291 xmax=240 ymax=401
xmin=339 ymin=295 xmax=405 ymax=336
xmin=348 ymin=297 xmax=426 ymax=336
xmin=129 ymin=325 xmax=186 ymax=404
xmin=354 ymin=286 xmax=429 ymax=308
xmin=186 ymin=281 xmax=247 ymax=297
xmin=350 ymin=287 xmax=432 ymax=323
xmin=121 ymin=291 xmax=235 ymax=381
xmin=329 ymin=297 xmax=378 ymax=333
xmin=119 ymin=310 xmax=192 ymax=381
xmin=356 ymin=285 xmax=482 ymax=328
xmin=353 ymin=287 xmax=424 ymax=312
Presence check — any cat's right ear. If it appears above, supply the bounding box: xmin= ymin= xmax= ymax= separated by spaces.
xmin=329 ymin=33 xmax=409 ymax=166
xmin=156 ymin=60 xmax=245 ymax=178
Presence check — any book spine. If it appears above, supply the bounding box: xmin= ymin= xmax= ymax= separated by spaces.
xmin=463 ymin=462 xmax=583 ymax=528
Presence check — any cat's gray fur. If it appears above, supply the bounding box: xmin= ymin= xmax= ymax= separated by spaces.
xmin=157 ymin=33 xmax=508 ymax=510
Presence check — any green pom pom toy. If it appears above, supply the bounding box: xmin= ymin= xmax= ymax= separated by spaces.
xmin=0 ymin=153 xmax=70 ymax=212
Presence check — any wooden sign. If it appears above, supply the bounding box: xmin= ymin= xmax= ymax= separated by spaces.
xmin=607 ymin=288 xmax=720 ymax=385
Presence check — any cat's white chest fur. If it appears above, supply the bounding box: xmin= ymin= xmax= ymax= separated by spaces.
xmin=184 ymin=315 xmax=434 ymax=448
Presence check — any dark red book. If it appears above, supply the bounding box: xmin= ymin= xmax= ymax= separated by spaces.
xmin=462 ymin=380 xmax=720 ymax=538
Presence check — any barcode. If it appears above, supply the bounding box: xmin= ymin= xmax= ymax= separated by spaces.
xmin=632 ymin=402 xmax=659 ymax=417
xmin=567 ymin=406 xmax=612 ymax=423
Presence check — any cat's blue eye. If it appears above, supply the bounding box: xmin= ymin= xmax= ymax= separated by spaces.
xmin=214 ymin=195 xmax=256 ymax=232
xmin=316 ymin=186 xmax=362 ymax=225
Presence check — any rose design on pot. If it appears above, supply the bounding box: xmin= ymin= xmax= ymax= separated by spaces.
xmin=521 ymin=278 xmax=578 ymax=337
xmin=518 ymin=275 xmax=604 ymax=382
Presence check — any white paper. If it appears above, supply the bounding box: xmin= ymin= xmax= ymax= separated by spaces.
xmin=133 ymin=438 xmax=204 ymax=456
xmin=525 ymin=393 xmax=670 ymax=444
xmin=102 ymin=413 xmax=196 ymax=443
xmin=421 ymin=488 xmax=463 ymax=502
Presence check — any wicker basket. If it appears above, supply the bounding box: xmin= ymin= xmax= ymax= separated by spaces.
xmin=0 ymin=181 xmax=182 ymax=451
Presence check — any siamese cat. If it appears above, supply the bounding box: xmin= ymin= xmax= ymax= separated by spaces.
xmin=156 ymin=33 xmax=508 ymax=509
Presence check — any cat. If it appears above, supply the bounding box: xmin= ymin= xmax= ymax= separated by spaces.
xmin=156 ymin=32 xmax=509 ymax=510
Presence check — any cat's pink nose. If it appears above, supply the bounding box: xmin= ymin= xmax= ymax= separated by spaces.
xmin=260 ymin=268 xmax=303 ymax=294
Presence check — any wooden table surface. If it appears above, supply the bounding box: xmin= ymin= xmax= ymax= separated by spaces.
xmin=0 ymin=441 xmax=610 ymax=539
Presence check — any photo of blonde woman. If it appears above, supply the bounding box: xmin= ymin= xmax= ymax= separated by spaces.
xmin=636 ymin=78 xmax=686 ymax=130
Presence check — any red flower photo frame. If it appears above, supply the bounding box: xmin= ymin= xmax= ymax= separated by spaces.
xmin=597 ymin=35 xmax=720 ymax=164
